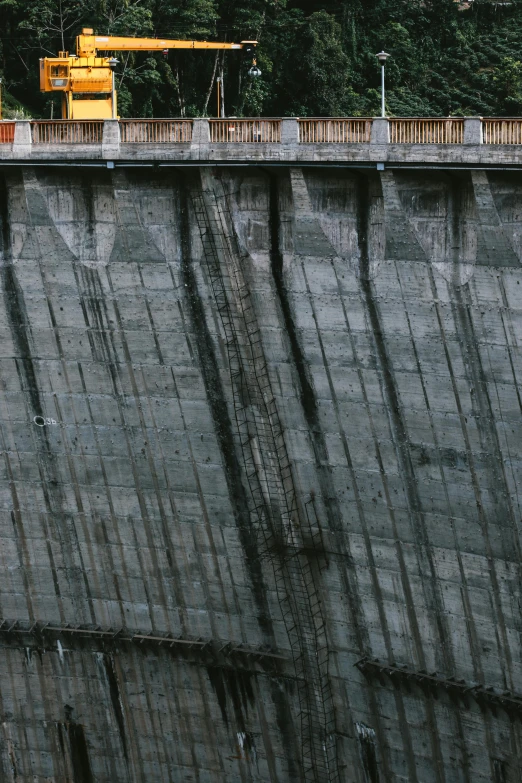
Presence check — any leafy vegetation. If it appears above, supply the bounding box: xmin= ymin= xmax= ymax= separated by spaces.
xmin=1 ymin=0 xmax=522 ymax=118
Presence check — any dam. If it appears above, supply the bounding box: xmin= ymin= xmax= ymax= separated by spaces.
xmin=0 ymin=115 xmax=521 ymax=782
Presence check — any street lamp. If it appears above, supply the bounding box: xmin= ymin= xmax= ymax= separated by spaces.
xmin=375 ymin=51 xmax=390 ymax=118
xmin=108 ymin=57 xmax=119 ymax=119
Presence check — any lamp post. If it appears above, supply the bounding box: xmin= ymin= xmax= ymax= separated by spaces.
xmin=216 ymin=74 xmax=223 ymax=118
xmin=108 ymin=58 xmax=119 ymax=119
xmin=375 ymin=51 xmax=390 ymax=118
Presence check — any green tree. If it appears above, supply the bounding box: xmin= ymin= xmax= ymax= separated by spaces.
xmin=2 ymin=0 xmax=522 ymax=118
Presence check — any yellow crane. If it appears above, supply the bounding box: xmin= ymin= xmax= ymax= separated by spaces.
xmin=40 ymin=28 xmax=258 ymax=120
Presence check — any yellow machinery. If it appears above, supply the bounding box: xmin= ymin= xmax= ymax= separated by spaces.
xmin=40 ymin=28 xmax=257 ymax=119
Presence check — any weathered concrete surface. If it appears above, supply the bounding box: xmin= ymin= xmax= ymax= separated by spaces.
xmin=0 ymin=164 xmax=520 ymax=782
xmin=4 ymin=140 xmax=522 ymax=167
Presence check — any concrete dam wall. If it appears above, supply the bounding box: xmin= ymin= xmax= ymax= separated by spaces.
xmin=0 ymin=163 xmax=520 ymax=782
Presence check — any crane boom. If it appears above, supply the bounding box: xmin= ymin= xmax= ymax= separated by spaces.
xmin=76 ymin=33 xmax=255 ymax=57
xmin=40 ymin=28 xmax=257 ymax=120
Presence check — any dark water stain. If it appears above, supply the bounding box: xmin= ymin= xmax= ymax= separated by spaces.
xmin=358 ymin=173 xmax=451 ymax=661
xmin=181 ymin=171 xmax=303 ymax=777
xmin=68 ymin=723 xmax=93 ymax=783
xmin=57 ymin=720 xmax=93 ymax=783
xmin=206 ymin=666 xmax=255 ymax=731
xmin=0 ymin=174 xmax=83 ymax=617
xmin=178 ymin=172 xmax=275 ymax=640
xmin=444 ymin=176 xmax=518 ymax=691
xmin=207 ymin=666 xmax=231 ymax=726
xmin=271 ymin=678 xmax=301 ymax=781
xmin=0 ymin=175 xmax=43 ymax=419
xmin=357 ymin=725 xmax=380 ymax=783
xmin=492 ymin=758 xmax=507 ymax=783
xmin=269 ymin=172 xmax=321 ymax=434
xmin=357 ymin=173 xmax=443 ymax=782
xmin=102 ymin=654 xmax=128 ymax=760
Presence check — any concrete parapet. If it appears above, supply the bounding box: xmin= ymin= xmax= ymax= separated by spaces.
xmin=371 ymin=117 xmax=389 ymax=144
xmin=191 ymin=118 xmax=210 ymax=145
xmin=464 ymin=116 xmax=482 ymax=144
xmin=12 ymin=120 xmax=32 ymax=156
xmin=281 ymin=118 xmax=299 ymax=144
xmin=102 ymin=119 xmax=120 ymax=158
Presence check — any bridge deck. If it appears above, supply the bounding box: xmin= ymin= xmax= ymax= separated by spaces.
xmin=2 ymin=117 xmax=522 ymax=168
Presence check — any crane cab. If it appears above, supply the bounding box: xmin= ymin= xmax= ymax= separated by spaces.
xmin=40 ymin=55 xmax=115 ymax=119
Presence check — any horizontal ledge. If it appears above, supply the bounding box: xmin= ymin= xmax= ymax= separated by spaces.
xmin=2 ymin=160 xmax=522 ymax=171
xmin=0 ymin=618 xmax=287 ymax=663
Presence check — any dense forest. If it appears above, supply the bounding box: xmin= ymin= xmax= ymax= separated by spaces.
xmin=2 ymin=0 xmax=522 ymax=119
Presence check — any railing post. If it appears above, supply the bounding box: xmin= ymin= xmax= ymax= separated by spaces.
xmin=102 ymin=119 xmax=120 ymax=158
xmin=191 ymin=118 xmax=210 ymax=145
xmin=281 ymin=118 xmax=299 ymax=144
xmin=463 ymin=117 xmax=482 ymax=145
xmin=370 ymin=117 xmax=389 ymax=144
xmin=13 ymin=120 xmax=32 ymax=156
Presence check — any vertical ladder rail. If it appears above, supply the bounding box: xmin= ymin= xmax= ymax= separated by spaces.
xmin=188 ymin=174 xmax=339 ymax=782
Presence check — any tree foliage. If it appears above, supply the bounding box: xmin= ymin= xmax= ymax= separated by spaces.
xmin=2 ymin=0 xmax=522 ymax=117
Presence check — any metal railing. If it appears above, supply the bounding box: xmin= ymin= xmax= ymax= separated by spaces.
xmin=120 ymin=119 xmax=192 ymax=143
xmin=7 ymin=117 xmax=522 ymax=147
xmin=0 ymin=122 xmax=15 ymax=143
xmin=482 ymin=119 xmax=522 ymax=145
xmin=31 ymin=120 xmax=103 ymax=143
xmin=209 ymin=119 xmax=281 ymax=143
xmin=298 ymin=118 xmax=372 ymax=143
xmin=389 ymin=118 xmax=464 ymax=144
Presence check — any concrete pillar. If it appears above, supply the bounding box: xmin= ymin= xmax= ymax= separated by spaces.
xmin=370 ymin=117 xmax=389 ymax=144
xmin=13 ymin=120 xmax=32 ymax=156
xmin=191 ymin=118 xmax=210 ymax=145
xmin=102 ymin=120 xmax=120 ymax=158
xmin=281 ymin=118 xmax=299 ymax=144
xmin=464 ymin=117 xmax=482 ymax=145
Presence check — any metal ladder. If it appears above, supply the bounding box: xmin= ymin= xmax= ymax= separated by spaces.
xmin=188 ymin=173 xmax=339 ymax=782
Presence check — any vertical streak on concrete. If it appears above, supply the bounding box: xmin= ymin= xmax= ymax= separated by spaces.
xmin=100 ymin=654 xmax=128 ymax=762
xmin=136 ymin=368 xmax=191 ymax=632
xmin=365 ymin=173 xmax=448 ymax=783
xmin=451 ymin=301 xmax=516 ymax=682
xmin=24 ymin=170 xmax=105 ymax=627
xmin=75 ymin=265 xmax=165 ymax=633
xmin=178 ymin=171 xmax=276 ymax=643
xmin=1 ymin=720 xmax=19 ymax=781
xmin=385 ymin=174 xmax=478 ymax=777
xmin=450 ymin=175 xmax=519 ymax=689
xmin=471 ymin=172 xmax=519 ymax=267
xmin=110 ymin=652 xmax=144 ymax=782
xmin=273 ymin=169 xmax=395 ymax=781
xmin=105 ymin=172 xmax=193 ymax=633
xmin=171 ymin=366 xmax=236 ymax=641
xmin=3 ymin=170 xmax=95 ymax=626
xmin=426 ymin=175 xmax=516 ymax=773
xmin=392 ymin=194 xmax=478 ymax=780
xmin=0 ymin=174 xmax=38 ymax=623
xmin=190 ymin=167 xmax=337 ymax=782
xmin=71 ymin=263 xmax=157 ymax=629
xmin=66 ymin=722 xmax=94 ymax=783
xmin=327 ymin=173 xmax=419 ymax=783
xmin=179 ymin=169 xmax=302 ymax=780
